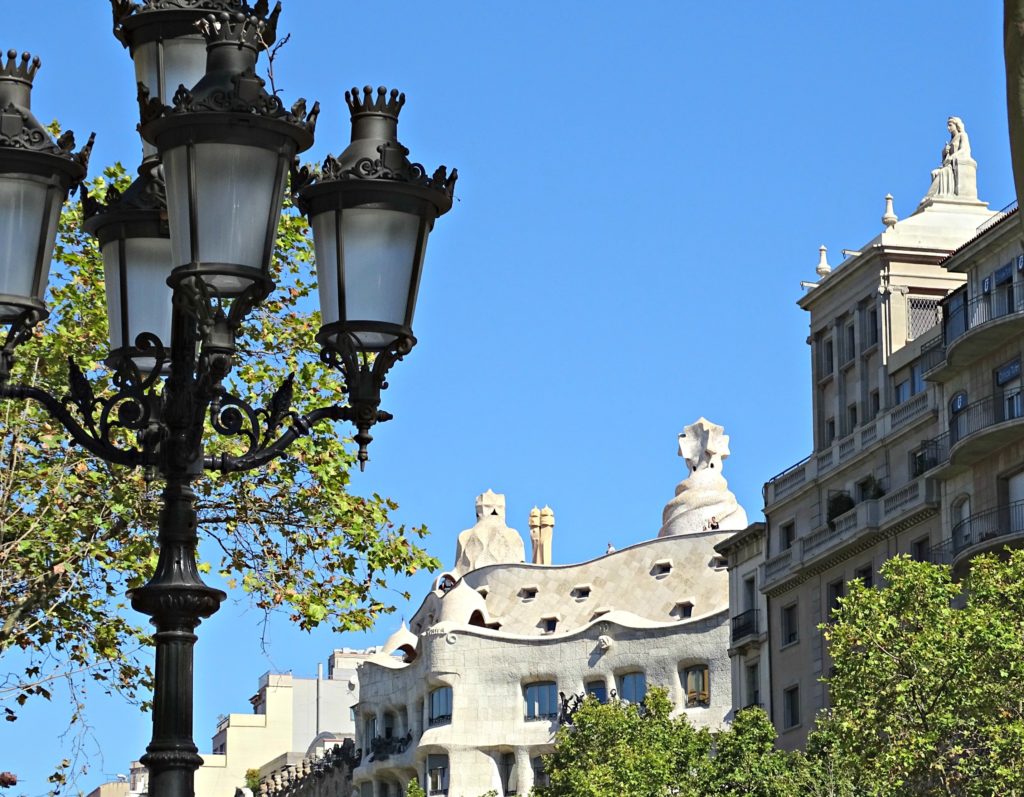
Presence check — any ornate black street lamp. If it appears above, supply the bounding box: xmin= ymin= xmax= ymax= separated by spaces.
xmin=0 ymin=4 xmax=456 ymax=797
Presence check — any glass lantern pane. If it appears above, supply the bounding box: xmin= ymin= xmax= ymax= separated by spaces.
xmin=341 ymin=208 xmax=420 ymax=345
xmin=163 ymin=144 xmax=192 ymax=270
xmin=132 ymin=42 xmax=160 ymax=160
xmin=36 ymin=187 xmax=62 ymax=300
xmin=0 ymin=173 xmax=54 ymax=317
xmin=102 ymin=237 xmax=173 ymax=356
xmin=161 ymin=36 xmax=207 ymax=101
xmin=195 ymin=142 xmax=281 ymax=272
xmin=164 ymin=142 xmax=284 ymax=294
xmin=311 ymin=211 xmax=339 ymax=326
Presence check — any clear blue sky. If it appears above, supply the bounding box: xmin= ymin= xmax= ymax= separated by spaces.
xmin=2 ymin=1 xmax=1014 ymax=793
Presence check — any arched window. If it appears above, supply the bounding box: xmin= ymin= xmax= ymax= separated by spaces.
xmin=429 ymin=686 xmax=453 ymax=726
xmin=952 ymin=495 xmax=972 ymax=550
xmin=617 ymin=671 xmax=646 ymax=704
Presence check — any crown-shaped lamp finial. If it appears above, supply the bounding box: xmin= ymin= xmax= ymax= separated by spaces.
xmin=346 ymin=86 xmax=406 ymax=120
xmin=195 ymin=2 xmax=280 ymax=52
xmin=0 ymin=50 xmax=41 ymax=86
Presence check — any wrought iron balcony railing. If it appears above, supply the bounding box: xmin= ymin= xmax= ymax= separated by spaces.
xmin=952 ymin=499 xmax=1024 ymax=556
xmin=731 ymin=608 xmax=759 ymax=642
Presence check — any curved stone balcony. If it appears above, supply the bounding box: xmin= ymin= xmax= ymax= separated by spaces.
xmin=947 ymin=390 xmax=1024 ymax=468
xmin=928 ymin=290 xmax=1024 ymax=380
xmin=951 ymin=500 xmax=1024 ymax=575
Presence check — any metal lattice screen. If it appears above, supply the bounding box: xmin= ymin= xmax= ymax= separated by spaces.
xmin=908 ymin=297 xmax=941 ymax=340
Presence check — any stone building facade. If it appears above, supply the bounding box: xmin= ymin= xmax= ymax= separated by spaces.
xmin=722 ymin=116 xmax=1024 ymax=750
xmin=350 ymin=420 xmax=747 ymax=797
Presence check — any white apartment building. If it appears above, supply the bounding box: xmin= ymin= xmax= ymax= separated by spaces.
xmin=350 ymin=420 xmax=749 ymax=797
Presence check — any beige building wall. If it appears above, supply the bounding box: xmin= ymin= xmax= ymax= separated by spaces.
xmin=754 ymin=143 xmax=997 ymax=749
xmin=714 ymin=523 xmax=771 ymax=720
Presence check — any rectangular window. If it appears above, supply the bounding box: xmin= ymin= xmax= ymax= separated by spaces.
xmin=743 ymin=576 xmax=756 ymax=611
xmin=870 ymin=390 xmax=880 ymax=418
xmin=683 ymin=665 xmax=710 ymax=707
xmin=532 ymin=757 xmax=550 ymax=789
xmin=911 ymin=536 xmax=930 ymax=563
xmin=867 ymin=306 xmax=879 ymax=347
xmin=844 ymin=323 xmax=856 ymax=363
xmin=781 ymin=603 xmax=799 ymax=646
xmin=523 ymin=681 xmax=558 ymax=720
xmin=911 ymin=363 xmax=925 ymax=396
xmin=894 ymin=379 xmax=910 ymax=405
xmin=783 ymin=686 xmax=801 ymax=729
xmin=779 ymin=522 xmax=796 ymax=552
xmin=855 ymin=564 xmax=874 ymax=588
xmin=908 ymin=296 xmax=940 ymax=340
xmin=363 ymin=716 xmax=377 ymax=743
xmin=618 ymin=672 xmax=647 ymax=704
xmin=822 ymin=339 xmax=834 ymax=377
xmin=499 ymin=752 xmax=517 ymax=795
xmin=826 ymin=579 xmax=845 ymax=620
xmin=825 ymin=417 xmax=836 ymax=444
xmin=745 ymin=661 xmax=760 ymax=707
xmin=542 ymin=617 xmax=557 ymax=633
xmin=847 ymin=403 xmax=858 ymax=433
xmin=585 ymin=680 xmax=608 ymax=704
xmin=429 ymin=686 xmax=453 ymax=726
xmin=427 ymin=754 xmax=449 ymax=795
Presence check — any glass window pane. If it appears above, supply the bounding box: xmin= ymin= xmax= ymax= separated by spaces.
xmin=524 ymin=681 xmax=557 ymax=719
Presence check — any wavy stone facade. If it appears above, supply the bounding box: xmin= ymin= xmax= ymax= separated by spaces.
xmin=352 ymin=436 xmax=745 ymax=797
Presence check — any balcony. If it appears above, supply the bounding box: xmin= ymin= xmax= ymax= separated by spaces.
xmin=764 ymin=394 xmax=934 ymax=508
xmin=765 ymin=457 xmax=810 ymax=504
xmin=760 ymin=477 xmax=939 ymax=592
xmin=762 ymin=549 xmax=793 ymax=585
xmin=948 ymin=390 xmax=1024 ymax=467
xmin=919 ymin=334 xmax=946 ymax=376
xmin=910 ymin=432 xmax=950 ymax=477
xmin=730 ymin=608 xmax=760 ymax=645
xmin=801 ymin=499 xmax=880 ymax=564
xmin=950 ymin=500 xmax=1024 ymax=574
xmin=927 ymin=289 xmax=1024 ymax=380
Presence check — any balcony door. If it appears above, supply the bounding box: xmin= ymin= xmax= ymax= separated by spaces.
xmin=1008 ymin=472 xmax=1024 ymax=535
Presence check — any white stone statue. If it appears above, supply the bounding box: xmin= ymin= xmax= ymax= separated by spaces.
xmin=658 ymin=418 xmax=748 ymax=537
xmin=453 ymin=489 xmax=526 ymax=575
xmin=924 ymin=116 xmax=978 ymax=201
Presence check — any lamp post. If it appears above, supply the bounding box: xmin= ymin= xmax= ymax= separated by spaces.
xmin=0 ymin=3 xmax=456 ymax=796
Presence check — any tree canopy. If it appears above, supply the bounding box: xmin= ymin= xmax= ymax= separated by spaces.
xmin=0 ymin=165 xmax=439 ymax=788
xmin=810 ymin=552 xmax=1024 ymax=797
xmin=538 ymin=689 xmax=800 ymax=797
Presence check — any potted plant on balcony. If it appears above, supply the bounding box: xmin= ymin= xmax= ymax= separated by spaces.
xmin=827 ymin=491 xmax=856 ymax=530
